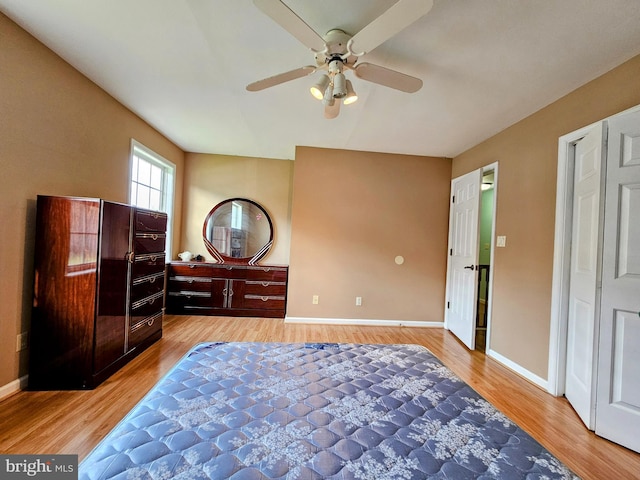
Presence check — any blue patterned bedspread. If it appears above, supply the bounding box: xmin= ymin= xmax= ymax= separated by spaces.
xmin=80 ymin=342 xmax=579 ymax=479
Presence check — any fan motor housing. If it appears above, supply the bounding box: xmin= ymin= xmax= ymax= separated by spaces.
xmin=315 ymin=29 xmax=356 ymax=67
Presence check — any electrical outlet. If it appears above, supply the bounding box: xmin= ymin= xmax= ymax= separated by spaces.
xmin=16 ymin=332 xmax=28 ymax=352
xmin=496 ymin=235 xmax=507 ymax=247
xmin=312 ymin=295 xmax=319 ymax=305
xmin=356 ymin=296 xmax=362 ymax=306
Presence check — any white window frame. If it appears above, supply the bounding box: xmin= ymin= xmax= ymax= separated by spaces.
xmin=129 ymin=139 xmax=176 ymax=259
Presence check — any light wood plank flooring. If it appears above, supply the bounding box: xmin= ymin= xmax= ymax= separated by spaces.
xmin=1 ymin=315 xmax=638 ymax=479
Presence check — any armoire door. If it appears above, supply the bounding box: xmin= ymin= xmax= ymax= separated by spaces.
xmin=595 ymin=109 xmax=640 ymax=452
xmin=94 ymin=201 xmax=132 ymax=373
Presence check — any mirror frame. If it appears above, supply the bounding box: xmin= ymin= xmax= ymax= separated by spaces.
xmin=202 ymin=197 xmax=274 ymax=265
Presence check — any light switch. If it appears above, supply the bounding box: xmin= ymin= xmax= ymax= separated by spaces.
xmin=496 ymin=236 xmax=506 ymax=247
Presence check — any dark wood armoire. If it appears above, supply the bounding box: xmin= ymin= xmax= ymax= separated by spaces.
xmin=29 ymin=195 xmax=166 ymax=389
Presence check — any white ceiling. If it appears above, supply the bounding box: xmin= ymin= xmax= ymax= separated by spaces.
xmin=2 ymin=0 xmax=640 ymax=160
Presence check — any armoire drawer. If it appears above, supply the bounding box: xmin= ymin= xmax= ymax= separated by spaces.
xmin=133 ymin=254 xmax=166 ymax=277
xmin=135 ymin=233 xmax=166 ymax=255
xmin=129 ymin=311 xmax=162 ymax=348
xmin=131 ymin=271 xmax=165 ymax=303
xmin=135 ymin=209 xmax=167 ymax=233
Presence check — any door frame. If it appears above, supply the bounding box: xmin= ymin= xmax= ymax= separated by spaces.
xmin=444 ymin=162 xmax=498 ymax=353
xmin=548 ymin=104 xmax=640 ymax=396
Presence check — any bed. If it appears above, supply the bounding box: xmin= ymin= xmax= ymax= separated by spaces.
xmin=79 ymin=342 xmax=579 ymax=479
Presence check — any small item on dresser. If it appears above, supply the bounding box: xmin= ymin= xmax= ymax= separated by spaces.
xmin=178 ymin=251 xmax=194 ymax=261
xmin=194 ymin=254 xmax=204 ymax=261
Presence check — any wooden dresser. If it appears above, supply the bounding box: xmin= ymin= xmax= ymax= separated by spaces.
xmin=166 ymin=262 xmax=288 ymax=318
xmin=29 ymin=196 xmax=166 ymax=389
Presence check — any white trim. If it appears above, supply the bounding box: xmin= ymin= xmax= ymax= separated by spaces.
xmin=285 ymin=317 xmax=444 ymax=328
xmin=129 ymin=138 xmax=176 ymax=258
xmin=488 ymin=349 xmax=549 ymax=391
xmin=0 ymin=375 xmax=28 ymax=401
xmin=548 ymin=124 xmax=592 ymax=395
xmin=482 ymin=162 xmax=498 ymax=354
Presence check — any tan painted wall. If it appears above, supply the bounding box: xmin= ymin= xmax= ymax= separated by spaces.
xmin=180 ymin=153 xmax=293 ymax=265
xmin=288 ymin=147 xmax=452 ymax=321
xmin=0 ymin=13 xmax=185 ymax=388
xmin=452 ymin=54 xmax=640 ymax=379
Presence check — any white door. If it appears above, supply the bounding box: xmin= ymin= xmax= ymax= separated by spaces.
xmin=445 ymin=169 xmax=481 ymax=349
xmin=595 ymin=110 xmax=640 ymax=452
xmin=564 ymin=124 xmax=606 ymax=429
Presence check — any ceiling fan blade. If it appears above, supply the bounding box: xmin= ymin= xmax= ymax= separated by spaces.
xmin=253 ymin=0 xmax=326 ymax=52
xmin=354 ymin=63 xmax=422 ymax=93
xmin=349 ymin=0 xmax=434 ymax=55
xmin=246 ymin=65 xmax=317 ymax=91
xmin=324 ymin=99 xmax=341 ymax=119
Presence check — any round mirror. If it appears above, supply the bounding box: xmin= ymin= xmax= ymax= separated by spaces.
xmin=202 ymin=198 xmax=273 ymax=264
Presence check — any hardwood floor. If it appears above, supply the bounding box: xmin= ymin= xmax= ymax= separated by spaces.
xmin=1 ymin=315 xmax=638 ymax=479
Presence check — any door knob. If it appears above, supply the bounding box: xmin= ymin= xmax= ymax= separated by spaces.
xmin=464 ymin=265 xmax=475 ymax=270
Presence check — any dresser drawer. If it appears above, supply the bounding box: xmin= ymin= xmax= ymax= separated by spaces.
xmin=169 ymin=275 xmax=212 ymax=292
xmin=135 ymin=209 xmax=167 ymax=233
xmin=246 ymin=266 xmax=288 ymax=282
xmin=167 ymin=291 xmax=212 ymax=309
xmin=244 ymin=280 xmax=286 ymax=296
xmin=243 ymin=294 xmax=286 ymax=310
xmin=131 ymin=271 xmax=165 ymax=303
xmin=135 ymin=233 xmax=166 ymax=255
xmin=170 ymin=263 xmax=214 ymax=278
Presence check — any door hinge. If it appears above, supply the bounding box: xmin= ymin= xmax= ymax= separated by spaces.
xmin=452 ymin=195 xmax=455 ymax=203
xmin=447 ymin=301 xmax=450 ymax=309
xmin=449 ymin=248 xmax=453 ymax=256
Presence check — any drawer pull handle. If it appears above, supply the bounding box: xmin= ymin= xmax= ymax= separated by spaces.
xmin=187 ymin=278 xmax=194 ymax=283
xmin=152 ymin=213 xmax=159 ymax=219
xmin=261 ymin=282 xmax=270 ymax=287
xmin=189 ymin=264 xmax=196 ymax=269
xmin=147 ymin=317 xmax=155 ymax=326
xmin=148 ymin=298 xmax=156 ymax=305
xmin=151 ymin=234 xmax=158 ymax=240
xmin=149 ymin=276 xmax=157 ymax=283
xmin=261 ymin=296 xmax=268 ymax=302
xmin=150 ymin=255 xmax=158 ymax=262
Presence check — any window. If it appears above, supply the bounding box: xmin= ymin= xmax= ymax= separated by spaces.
xmin=129 ymin=139 xmax=175 ymax=257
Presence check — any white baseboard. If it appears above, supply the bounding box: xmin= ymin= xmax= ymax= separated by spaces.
xmin=487 ymin=349 xmax=549 ymax=391
xmin=0 ymin=375 xmax=28 ymax=401
xmin=284 ymin=317 xmax=444 ymax=328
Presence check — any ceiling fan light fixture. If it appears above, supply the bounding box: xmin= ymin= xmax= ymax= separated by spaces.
xmin=310 ymin=74 xmax=330 ymax=100
xmin=322 ymin=83 xmax=335 ymax=105
xmin=333 ymin=72 xmax=347 ymax=98
xmin=343 ymin=80 xmax=358 ymax=105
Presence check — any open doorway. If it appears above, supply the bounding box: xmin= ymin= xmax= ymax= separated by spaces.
xmin=444 ymin=162 xmax=497 ymax=353
xmin=475 ymin=170 xmax=495 ymax=352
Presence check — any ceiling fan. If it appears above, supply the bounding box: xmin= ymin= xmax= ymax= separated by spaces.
xmin=246 ymin=0 xmax=434 ymax=119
